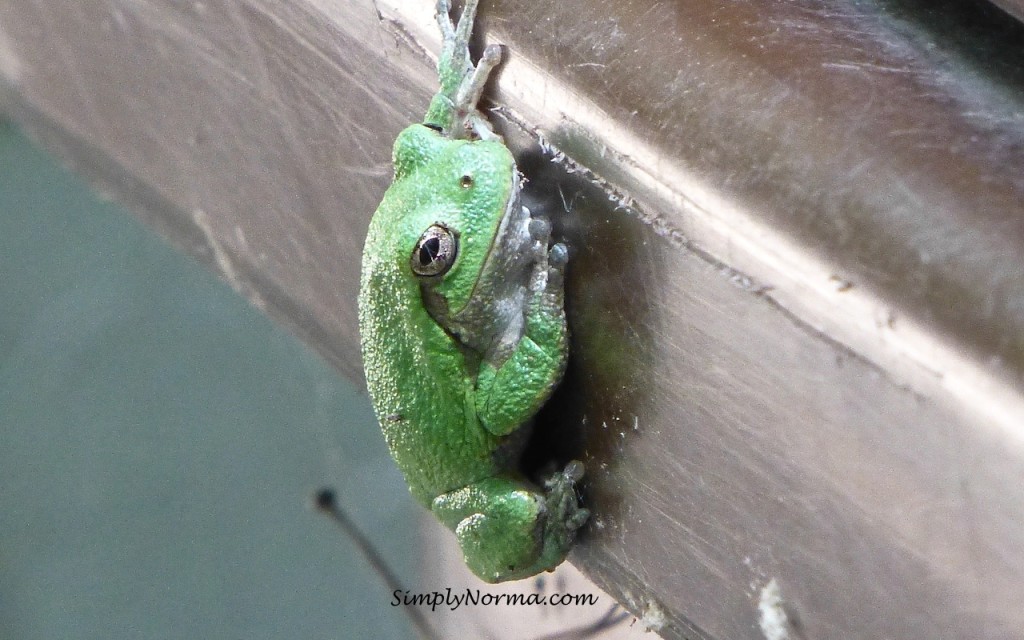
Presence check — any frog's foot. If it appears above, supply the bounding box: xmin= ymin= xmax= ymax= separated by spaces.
xmin=538 ymin=460 xmax=590 ymax=563
xmin=429 ymin=0 xmax=502 ymax=139
xmin=432 ymin=467 xmax=587 ymax=583
xmin=435 ymin=0 xmax=466 ymax=49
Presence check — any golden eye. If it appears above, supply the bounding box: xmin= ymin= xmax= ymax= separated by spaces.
xmin=459 ymin=174 xmax=474 ymax=188
xmin=410 ymin=224 xmax=457 ymax=277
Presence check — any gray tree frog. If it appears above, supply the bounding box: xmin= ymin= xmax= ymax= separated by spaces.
xmin=357 ymin=0 xmax=589 ymax=582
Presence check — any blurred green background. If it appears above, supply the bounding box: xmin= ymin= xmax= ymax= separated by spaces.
xmin=0 ymin=120 xmax=419 ymax=639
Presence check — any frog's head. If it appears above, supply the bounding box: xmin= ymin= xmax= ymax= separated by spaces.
xmin=390 ymin=124 xmax=536 ymax=358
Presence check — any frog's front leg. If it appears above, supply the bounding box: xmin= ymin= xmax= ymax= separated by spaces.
xmin=476 ymin=219 xmax=568 ymax=436
xmin=432 ymin=463 xmax=587 ymax=583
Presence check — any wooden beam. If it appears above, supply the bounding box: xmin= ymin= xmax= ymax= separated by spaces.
xmin=3 ymin=1 xmax=1024 ymax=638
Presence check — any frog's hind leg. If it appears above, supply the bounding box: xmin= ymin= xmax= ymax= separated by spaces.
xmin=433 ymin=477 xmax=541 ymax=583
xmin=429 ymin=0 xmax=502 ymax=140
xmin=432 ymin=464 xmax=588 ymax=583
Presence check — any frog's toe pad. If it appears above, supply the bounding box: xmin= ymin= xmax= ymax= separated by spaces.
xmin=549 ymin=242 xmax=569 ymax=267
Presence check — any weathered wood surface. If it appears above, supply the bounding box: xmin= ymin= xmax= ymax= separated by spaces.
xmin=3 ymin=1 xmax=1024 ymax=638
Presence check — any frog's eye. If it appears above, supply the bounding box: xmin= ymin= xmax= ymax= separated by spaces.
xmin=411 ymin=224 xmax=458 ymax=277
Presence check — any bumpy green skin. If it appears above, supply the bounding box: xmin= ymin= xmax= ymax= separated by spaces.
xmin=357 ymin=0 xmax=588 ymax=583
